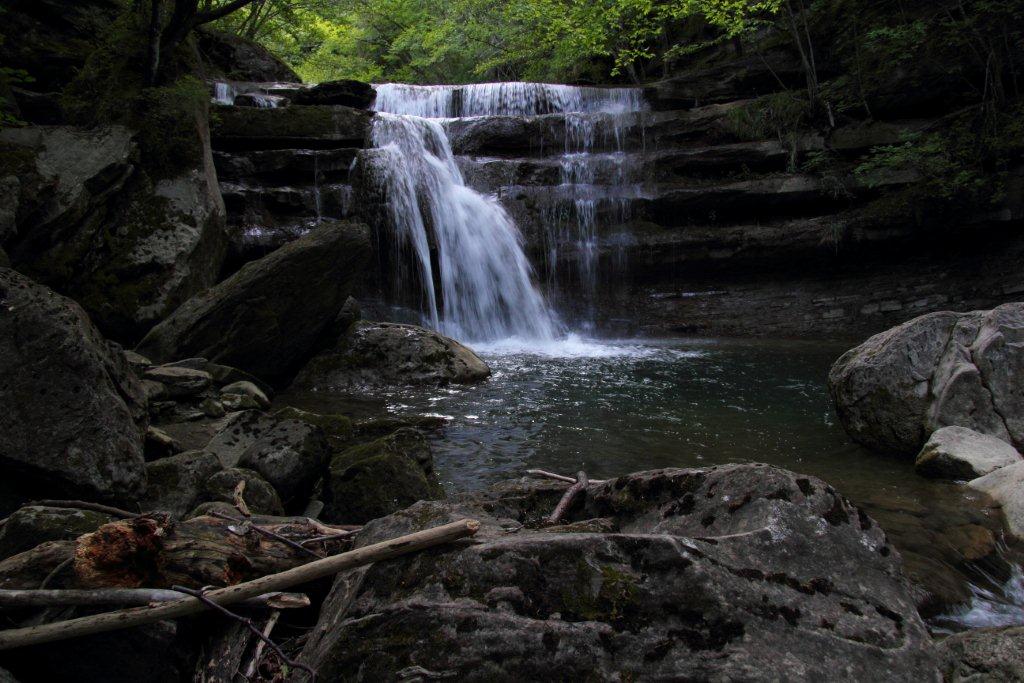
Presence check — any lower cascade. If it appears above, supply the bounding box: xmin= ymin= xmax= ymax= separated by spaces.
xmin=366 ymin=112 xmax=560 ymax=342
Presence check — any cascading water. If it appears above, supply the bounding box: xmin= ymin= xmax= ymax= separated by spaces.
xmin=368 ymin=82 xmax=647 ymax=339
xmin=367 ymin=112 xmax=559 ymax=342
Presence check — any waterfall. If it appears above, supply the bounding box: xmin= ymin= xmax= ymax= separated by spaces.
xmin=368 ymin=113 xmax=559 ymax=342
xmin=368 ymin=82 xmax=647 ymax=340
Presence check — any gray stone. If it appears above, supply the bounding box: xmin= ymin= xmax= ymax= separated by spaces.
xmin=0 ymin=506 xmax=115 ymax=561
xmin=915 ymin=427 xmax=1022 ymax=480
xmin=144 ymin=426 xmax=184 ymax=461
xmin=221 ymin=393 xmax=261 ymax=412
xmin=140 ymin=450 xmax=222 ymax=517
xmin=967 ymin=462 xmax=1024 ymax=542
xmin=0 ymin=268 xmax=147 ymax=504
xmin=322 ymin=428 xmax=443 ymax=524
xmin=137 ymin=222 xmax=370 ymax=386
xmin=143 ymin=365 xmax=213 ymax=398
xmin=301 ymin=465 xmax=939 ymax=680
xmin=829 ymin=304 xmax=1024 ymax=456
xmin=220 ymin=380 xmax=270 ymax=408
xmin=237 ymin=419 xmax=330 ymax=507
xmin=202 ymin=467 xmax=284 ymax=516
xmin=294 ymin=321 xmax=490 ymax=392
xmin=938 ymin=626 xmax=1024 ymax=682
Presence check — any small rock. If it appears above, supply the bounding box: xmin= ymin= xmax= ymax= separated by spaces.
xmin=221 ymin=393 xmax=261 ymax=412
xmin=123 ymin=350 xmax=153 ymax=370
xmin=967 ymin=462 xmax=1024 ymax=542
xmin=322 ymin=428 xmax=443 ymax=524
xmin=938 ymin=625 xmax=1024 ymax=681
xmin=201 ymin=397 xmax=227 ymax=418
xmin=141 ymin=379 xmax=168 ymax=402
xmin=144 ymin=426 xmax=183 ymax=461
xmin=143 ymin=365 xmax=213 ymax=398
xmin=220 ymin=380 xmax=270 ymax=408
xmin=203 ymin=468 xmax=285 ymax=516
xmin=915 ymin=426 xmax=1022 ymax=480
xmin=140 ymin=450 xmax=222 ymax=517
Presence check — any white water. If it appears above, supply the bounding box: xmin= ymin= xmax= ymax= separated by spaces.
xmin=369 ymin=82 xmax=647 ymax=342
xmin=367 ymin=113 xmax=559 ymax=342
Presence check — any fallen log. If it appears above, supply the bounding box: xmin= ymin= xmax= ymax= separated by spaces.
xmin=527 ymin=469 xmax=606 ymax=485
xmin=0 ymin=518 xmax=480 ymax=650
xmin=73 ymin=513 xmax=349 ymax=590
xmin=0 ymin=588 xmax=309 ymax=610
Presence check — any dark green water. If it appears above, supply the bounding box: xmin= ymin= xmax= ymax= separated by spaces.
xmin=289 ymin=336 xmax=1024 ymax=630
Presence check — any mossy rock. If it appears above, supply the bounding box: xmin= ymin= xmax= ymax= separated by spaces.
xmin=202 ymin=467 xmax=285 ymax=516
xmin=323 ymin=428 xmax=443 ymax=524
xmin=140 ymin=450 xmax=222 ymax=518
xmin=0 ymin=506 xmax=115 ymax=561
xmin=274 ymin=406 xmax=354 ymax=441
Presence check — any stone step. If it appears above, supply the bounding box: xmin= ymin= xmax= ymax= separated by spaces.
xmin=214 ymin=148 xmax=359 ymax=185
xmin=221 ymin=182 xmax=354 ymax=220
xmin=210 ymin=105 xmax=371 ymax=151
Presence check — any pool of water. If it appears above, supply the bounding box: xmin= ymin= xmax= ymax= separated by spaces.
xmin=285 ymin=335 xmax=1024 ymax=630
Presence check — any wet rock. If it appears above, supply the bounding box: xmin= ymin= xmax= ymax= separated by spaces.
xmin=351 ymin=414 xmax=447 ymax=441
xmin=203 ymin=468 xmax=284 ymax=516
xmin=233 ymin=93 xmax=289 ymax=108
xmin=210 ymin=106 xmax=371 ymax=151
xmin=220 ymin=393 xmax=261 ymax=412
xmin=302 ymin=465 xmax=939 ymax=680
xmin=140 ymin=451 xmax=222 ymax=518
xmin=220 ymin=380 xmax=270 ymax=409
xmin=143 ymin=365 xmax=213 ymax=398
xmin=238 ymin=418 xmax=330 ymax=508
xmin=273 ymin=407 xmax=354 ymax=442
xmin=937 ymin=626 xmax=1024 ymax=682
xmin=322 ymin=428 xmax=443 ymax=524
xmin=967 ymin=462 xmax=1024 ymax=542
xmin=137 ymin=221 xmax=370 ymax=386
xmin=0 ymin=269 xmax=147 ymax=505
xmin=829 ymin=303 xmax=1024 ymax=456
xmin=0 ymin=506 xmax=115 ymax=561
xmin=293 ymin=80 xmax=375 ymax=108
xmin=294 ymin=321 xmax=490 ymax=392
xmin=915 ymin=426 xmax=1022 ymax=480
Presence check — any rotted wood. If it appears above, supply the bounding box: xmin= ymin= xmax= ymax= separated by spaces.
xmin=547 ymin=471 xmax=589 ymax=525
xmin=72 ymin=513 xmax=350 ymax=591
xmin=0 ymin=519 xmax=481 ymax=651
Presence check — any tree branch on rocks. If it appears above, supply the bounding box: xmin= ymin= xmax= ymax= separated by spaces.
xmin=26 ymin=500 xmax=139 ymax=518
xmin=547 ymin=471 xmax=589 ymax=525
xmin=527 ymin=469 xmax=606 ymax=485
xmin=210 ymin=510 xmax=325 ymax=560
xmin=0 ymin=588 xmax=309 ymax=610
xmin=0 ymin=519 xmax=480 ymax=650
xmin=170 ymin=585 xmax=317 ymax=681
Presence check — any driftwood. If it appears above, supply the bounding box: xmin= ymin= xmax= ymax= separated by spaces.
xmin=527 ymin=469 xmax=606 ymax=485
xmin=547 ymin=471 xmax=589 ymax=525
xmin=244 ymin=609 xmax=281 ymax=679
xmin=72 ymin=513 xmax=350 ymax=590
xmin=0 ymin=588 xmax=309 ymax=610
xmin=25 ymin=500 xmax=138 ymax=518
xmin=0 ymin=518 xmax=480 ymax=650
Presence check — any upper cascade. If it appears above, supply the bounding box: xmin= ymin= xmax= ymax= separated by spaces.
xmin=372 ymin=82 xmax=646 ymax=118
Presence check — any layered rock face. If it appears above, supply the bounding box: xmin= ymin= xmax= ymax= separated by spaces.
xmin=301 ymin=465 xmax=939 ymax=680
xmin=829 ymin=303 xmax=1024 ymax=456
xmin=0 ymin=268 xmax=147 ymax=508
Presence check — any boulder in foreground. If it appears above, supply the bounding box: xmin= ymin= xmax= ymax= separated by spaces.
xmin=829 ymin=303 xmax=1024 ymax=456
xmin=293 ymin=320 xmax=490 ymax=392
xmin=967 ymin=462 xmax=1024 ymax=542
xmin=137 ymin=221 xmax=370 ymax=386
xmin=301 ymin=464 xmax=939 ymax=680
xmin=914 ymin=426 xmax=1022 ymax=480
xmin=938 ymin=625 xmax=1024 ymax=682
xmin=0 ymin=268 xmax=147 ymax=507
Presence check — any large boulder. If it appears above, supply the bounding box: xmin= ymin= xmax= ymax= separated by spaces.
xmin=914 ymin=426 xmax=1022 ymax=480
xmin=293 ymin=80 xmax=375 ymax=108
xmin=967 ymin=462 xmax=1024 ymax=542
xmin=196 ymin=28 xmax=300 ymax=83
xmin=293 ymin=321 xmax=490 ymax=392
xmin=137 ymin=221 xmax=370 ymax=386
xmin=0 ymin=110 xmax=228 ymax=342
xmin=937 ymin=626 xmax=1024 ymax=682
xmin=0 ymin=269 xmax=147 ymax=507
xmin=322 ymin=428 xmax=444 ymax=524
xmin=829 ymin=304 xmax=1024 ymax=456
xmin=237 ymin=419 xmax=330 ymax=507
xmin=301 ymin=465 xmax=939 ymax=680
xmin=140 ymin=450 xmax=222 ymax=518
